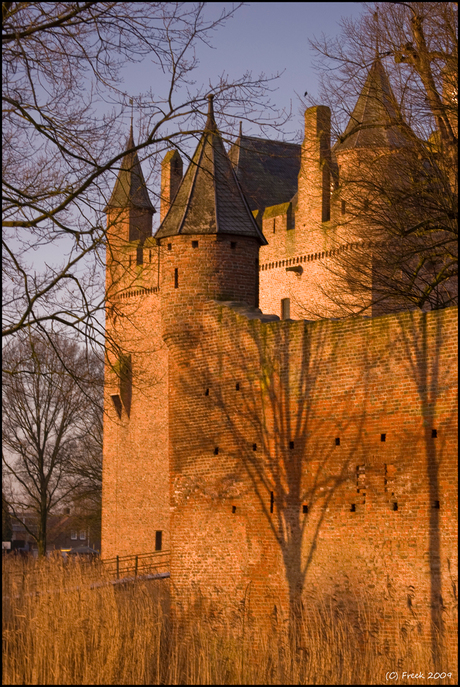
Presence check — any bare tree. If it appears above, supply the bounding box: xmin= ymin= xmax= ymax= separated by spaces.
xmin=2 ymin=2 xmax=285 ymax=343
xmin=306 ymin=1 xmax=457 ymax=317
xmin=2 ymin=329 xmax=103 ymax=556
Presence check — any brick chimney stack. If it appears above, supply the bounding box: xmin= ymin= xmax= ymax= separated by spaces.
xmin=160 ymin=150 xmax=183 ymax=222
xmin=297 ymin=106 xmax=331 ymax=228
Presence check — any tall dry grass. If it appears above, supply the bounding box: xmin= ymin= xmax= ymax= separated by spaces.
xmin=2 ymin=555 xmax=457 ymax=685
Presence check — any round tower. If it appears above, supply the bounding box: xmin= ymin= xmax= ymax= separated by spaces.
xmin=155 ymin=95 xmax=266 ymax=346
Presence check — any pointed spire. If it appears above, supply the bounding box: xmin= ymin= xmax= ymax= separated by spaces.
xmin=374 ymin=9 xmax=380 ymax=59
xmin=205 ymin=93 xmax=218 ymax=132
xmin=104 ymin=128 xmax=155 ymax=213
xmin=335 ymin=59 xmax=409 ymax=152
xmin=155 ymin=97 xmax=266 ymax=245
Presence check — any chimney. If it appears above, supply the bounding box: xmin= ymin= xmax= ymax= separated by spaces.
xmin=160 ymin=150 xmax=183 ymax=222
xmin=298 ymin=106 xmax=331 ymax=225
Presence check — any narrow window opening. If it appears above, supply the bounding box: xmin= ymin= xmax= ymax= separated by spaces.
xmin=392 ymin=502 xmax=398 ymax=511
xmin=350 ymin=504 xmax=356 ymax=512
xmin=270 ymin=491 xmax=274 ymax=514
xmin=149 ymin=249 xmax=152 ymax=263
xmin=174 ymin=268 xmax=178 ymax=288
xmin=432 ymin=429 xmax=437 ymax=438
xmin=302 ymin=504 xmax=308 ymax=514
xmin=231 ymin=241 xmax=237 ymax=249
xmin=252 ymin=444 xmax=257 ymax=451
xmin=341 ymin=199 xmax=346 ymax=215
xmin=136 ymin=246 xmax=143 ymax=265
xmin=433 ymin=500 xmax=440 ymax=509
xmin=335 ymin=437 xmax=340 ymax=446
xmin=289 ymin=441 xmax=294 ymax=449
xmin=381 ymin=433 xmax=386 ymax=442
xmin=232 ymin=505 xmax=237 ymax=514
xmin=129 ymin=255 xmax=132 ymax=266
xmin=110 ymin=394 xmax=122 ymax=419
xmin=167 ymin=243 xmax=172 ymax=251
xmin=214 ymin=447 xmax=219 ymax=455
xmin=155 ymin=530 xmax=162 ymax=551
xmin=273 ymin=219 xmax=276 ymax=234
xmin=235 ymin=383 xmax=240 ymax=391
xmin=205 ymin=388 xmax=209 ymax=396
xmin=192 ymin=240 xmax=199 ymax=248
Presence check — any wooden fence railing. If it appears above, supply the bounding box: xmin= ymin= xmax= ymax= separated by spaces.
xmin=101 ymin=550 xmax=170 ymax=580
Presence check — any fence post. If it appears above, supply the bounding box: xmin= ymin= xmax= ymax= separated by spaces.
xmin=116 ymin=555 xmax=119 ymax=580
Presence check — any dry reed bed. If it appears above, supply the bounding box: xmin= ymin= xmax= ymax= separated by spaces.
xmin=2 ymin=556 xmax=457 ymax=685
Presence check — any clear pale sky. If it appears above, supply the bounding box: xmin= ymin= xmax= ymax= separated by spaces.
xmin=122 ymin=2 xmax=365 ymax=142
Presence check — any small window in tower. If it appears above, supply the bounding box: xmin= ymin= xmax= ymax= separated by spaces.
xmin=335 ymin=437 xmax=340 ymax=446
xmin=155 ymin=530 xmax=162 ymax=551
xmin=302 ymin=504 xmax=309 ymax=514
xmin=289 ymin=441 xmax=294 ymax=449
xmin=235 ymin=383 xmax=240 ymax=391
xmin=281 ymin=298 xmax=290 ymax=320
xmin=392 ymin=502 xmax=398 ymax=511
xmin=273 ymin=219 xmax=276 ymax=234
xmin=270 ymin=491 xmax=274 ymax=514
xmin=192 ymin=240 xmax=199 ymax=248
xmin=341 ymin=199 xmax=346 ymax=215
xmin=432 ymin=429 xmax=438 ymax=438
xmin=350 ymin=504 xmax=356 ymax=512
xmin=149 ymin=249 xmax=152 ymax=263
xmin=214 ymin=447 xmax=219 ymax=455
xmin=232 ymin=505 xmax=237 ymax=514
xmin=168 ymin=243 xmax=172 ymax=251
xmin=231 ymin=241 xmax=237 ymax=249
xmin=110 ymin=394 xmax=122 ymax=419
xmin=381 ymin=433 xmax=386 ymax=442
xmin=205 ymin=388 xmax=209 ymax=396
xmin=252 ymin=443 xmax=257 ymax=451
xmin=174 ymin=268 xmax=178 ymax=288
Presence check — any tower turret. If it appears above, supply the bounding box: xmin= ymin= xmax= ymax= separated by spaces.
xmin=155 ymin=95 xmax=267 ymax=345
xmin=105 ymin=127 xmax=155 ymax=292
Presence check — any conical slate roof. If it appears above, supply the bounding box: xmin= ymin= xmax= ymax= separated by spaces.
xmin=335 ymin=60 xmax=409 ymax=152
xmin=155 ymin=96 xmax=267 ymax=245
xmin=105 ymin=127 xmax=155 ymax=213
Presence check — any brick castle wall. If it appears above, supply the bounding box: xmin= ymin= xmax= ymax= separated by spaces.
xmin=167 ymin=302 xmax=457 ymax=642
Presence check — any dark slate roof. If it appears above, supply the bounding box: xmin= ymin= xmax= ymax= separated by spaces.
xmin=334 ymin=59 xmax=410 ymax=152
xmin=105 ymin=127 xmax=155 ymax=213
xmin=155 ymin=96 xmax=267 ymax=245
xmin=229 ymin=135 xmax=300 ymax=211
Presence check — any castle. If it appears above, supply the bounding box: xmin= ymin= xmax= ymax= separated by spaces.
xmin=101 ymin=59 xmax=457 ymax=645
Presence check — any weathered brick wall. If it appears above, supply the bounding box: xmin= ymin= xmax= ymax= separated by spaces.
xmin=168 ymin=302 xmax=458 ymax=643
xmin=102 ymin=228 xmax=169 ymax=560
xmin=258 ymin=105 xmax=373 ymax=321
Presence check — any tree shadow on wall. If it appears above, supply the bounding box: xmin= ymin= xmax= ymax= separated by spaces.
xmin=397 ymin=308 xmax=458 ymax=662
xmin=168 ymin=301 xmax=457 ymax=657
xmin=169 ymin=304 xmax=377 ymax=641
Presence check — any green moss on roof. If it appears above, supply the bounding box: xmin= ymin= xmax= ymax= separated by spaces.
xmin=263 ymin=202 xmax=290 ymax=219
